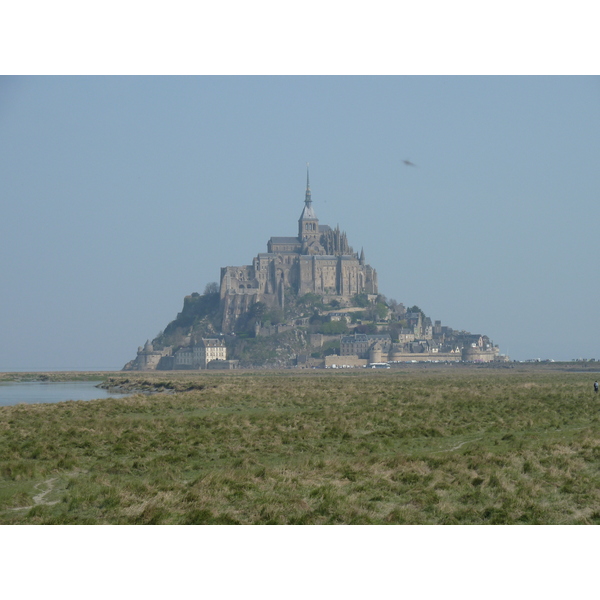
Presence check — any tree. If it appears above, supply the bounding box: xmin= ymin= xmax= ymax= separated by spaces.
xmin=299 ymin=293 xmax=325 ymax=311
xmin=204 ymin=282 xmax=220 ymax=295
xmin=352 ymin=293 xmax=370 ymax=308
xmin=308 ymin=313 xmax=324 ymax=333
xmin=355 ymin=323 xmax=378 ymax=334
xmin=389 ymin=323 xmax=401 ymax=342
xmin=234 ymin=301 xmax=268 ymax=336
xmin=263 ymin=307 xmax=284 ymax=326
xmin=374 ymin=302 xmax=389 ymax=321
xmin=350 ymin=311 xmax=365 ymax=323
xmin=319 ymin=321 xmax=349 ymax=335
xmin=250 ymin=302 xmax=267 ymax=319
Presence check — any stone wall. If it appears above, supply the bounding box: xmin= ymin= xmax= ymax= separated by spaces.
xmin=207 ymin=359 xmax=239 ymax=370
xmin=325 ymin=354 xmax=368 ymax=368
xmin=309 ymin=333 xmax=340 ymax=348
xmin=462 ymin=347 xmax=500 ymax=362
xmin=256 ymin=323 xmax=294 ymax=337
xmin=389 ymin=352 xmax=462 ymax=363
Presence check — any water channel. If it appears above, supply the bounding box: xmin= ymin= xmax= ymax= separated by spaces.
xmin=0 ymin=381 xmax=130 ymax=407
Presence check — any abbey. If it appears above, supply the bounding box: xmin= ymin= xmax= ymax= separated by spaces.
xmin=220 ymin=172 xmax=378 ymax=332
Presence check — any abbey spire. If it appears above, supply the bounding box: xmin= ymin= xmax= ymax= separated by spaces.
xmin=304 ymin=165 xmax=312 ymax=207
xmin=298 ymin=164 xmax=319 ymax=239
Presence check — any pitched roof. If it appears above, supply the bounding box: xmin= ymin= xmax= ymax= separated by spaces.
xmin=299 ymin=203 xmax=317 ymax=220
xmin=269 ymin=237 xmax=301 ymax=245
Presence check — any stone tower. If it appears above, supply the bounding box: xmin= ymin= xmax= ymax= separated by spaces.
xmin=298 ymin=167 xmax=319 ymax=242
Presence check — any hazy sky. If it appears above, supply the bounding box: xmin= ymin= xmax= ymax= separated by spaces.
xmin=1 ymin=75 xmax=599 ymax=369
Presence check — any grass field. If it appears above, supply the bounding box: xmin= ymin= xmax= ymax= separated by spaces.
xmin=1 ymin=367 xmax=600 ymax=524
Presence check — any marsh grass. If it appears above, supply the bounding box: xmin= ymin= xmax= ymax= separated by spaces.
xmin=1 ymin=369 xmax=600 ymax=523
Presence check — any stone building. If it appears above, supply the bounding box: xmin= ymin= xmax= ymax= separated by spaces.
xmin=335 ymin=330 xmax=502 ymax=366
xmin=173 ymin=346 xmax=194 ymax=369
xmin=461 ymin=336 xmax=501 ymax=362
xmin=220 ymin=171 xmax=378 ymax=332
xmin=196 ymin=337 xmax=227 ymax=367
xmin=340 ymin=333 xmax=392 ymax=358
xmin=173 ymin=338 xmax=227 ymax=369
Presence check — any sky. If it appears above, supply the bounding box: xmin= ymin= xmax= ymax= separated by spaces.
xmin=1 ymin=75 xmax=598 ymax=370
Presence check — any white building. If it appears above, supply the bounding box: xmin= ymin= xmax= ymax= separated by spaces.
xmin=193 ymin=338 xmax=227 ymax=368
xmin=174 ymin=338 xmax=227 ymax=369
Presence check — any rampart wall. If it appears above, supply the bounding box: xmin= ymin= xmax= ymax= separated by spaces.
xmin=325 ymin=355 xmax=368 ymax=368
xmin=389 ymin=352 xmax=462 ymax=363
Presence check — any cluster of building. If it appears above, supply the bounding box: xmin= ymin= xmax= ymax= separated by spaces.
xmin=124 ymin=171 xmax=505 ymax=370
xmin=125 ymin=338 xmax=238 ymax=371
xmin=325 ymin=331 xmax=500 ymax=368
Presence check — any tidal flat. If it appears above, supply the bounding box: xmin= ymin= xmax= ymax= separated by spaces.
xmin=1 ymin=367 xmax=600 ymax=524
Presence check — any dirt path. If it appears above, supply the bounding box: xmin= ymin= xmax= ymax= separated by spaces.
xmin=9 ymin=477 xmax=62 ymax=512
xmin=6 ymin=473 xmax=76 ymax=510
xmin=433 ymin=437 xmax=482 ymax=454
xmin=32 ymin=478 xmax=60 ymax=506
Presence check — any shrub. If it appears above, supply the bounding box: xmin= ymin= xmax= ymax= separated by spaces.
xmin=318 ymin=321 xmax=348 ymax=335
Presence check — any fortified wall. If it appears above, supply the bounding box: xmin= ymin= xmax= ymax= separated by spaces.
xmin=124 ymin=341 xmax=172 ymax=371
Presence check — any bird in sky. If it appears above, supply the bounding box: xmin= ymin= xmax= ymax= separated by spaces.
xmin=403 ymin=159 xmax=418 ymax=167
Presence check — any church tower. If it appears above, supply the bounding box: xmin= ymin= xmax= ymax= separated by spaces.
xmin=298 ymin=166 xmax=319 ymax=241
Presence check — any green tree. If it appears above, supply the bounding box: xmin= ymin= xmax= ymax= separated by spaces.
xmin=374 ymin=302 xmax=388 ymax=320
xmin=235 ymin=301 xmax=268 ymax=336
xmin=408 ymin=305 xmax=424 ymax=316
xmin=350 ymin=311 xmax=365 ymax=324
xmin=352 ymin=293 xmax=370 ymax=308
xmin=263 ymin=308 xmax=284 ymax=326
xmin=319 ymin=321 xmax=349 ymax=335
xmin=355 ymin=323 xmax=378 ymax=334
xmin=389 ymin=323 xmax=401 ymax=342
